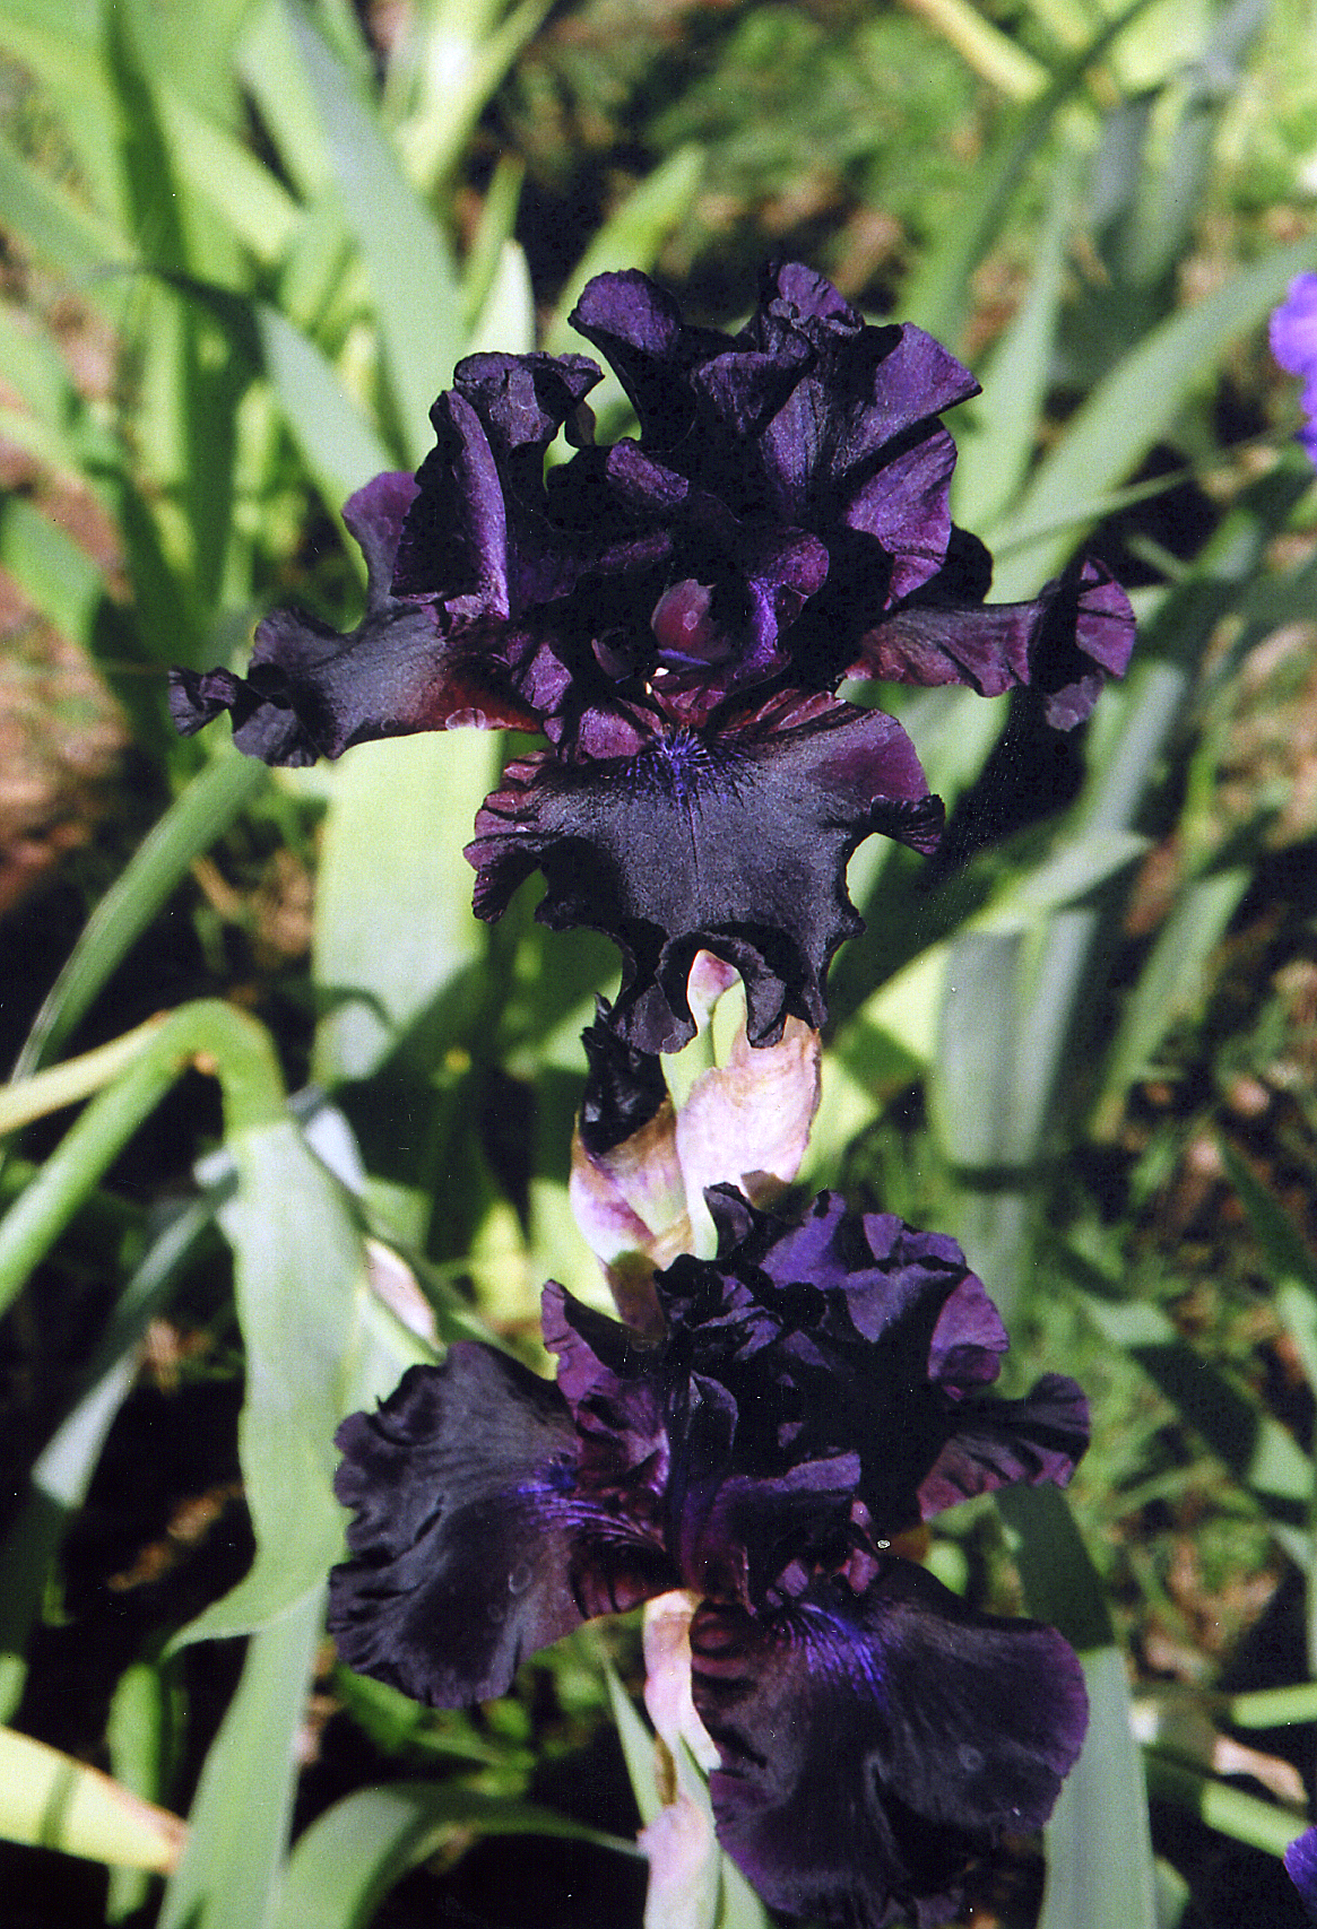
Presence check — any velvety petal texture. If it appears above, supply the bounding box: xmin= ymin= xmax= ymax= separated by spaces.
xmin=333 ymin=1190 xmax=1086 ymax=1662
xmin=466 ymin=690 xmax=943 ymax=1054
xmin=173 ymin=264 xmax=1133 ymax=1047
xmin=328 ymin=1343 xmax=675 ymax=1706
xmin=175 ymin=262 xmax=1132 ymax=763
xmin=331 ymin=1186 xmax=1089 ymax=1923
xmin=851 ymin=555 xmax=1136 ymax=731
xmin=675 ymin=1191 xmax=1085 ymax=1517
xmin=170 ymin=472 xmax=540 ymax=765
xmin=690 ymin=1565 xmax=1088 ymax=1929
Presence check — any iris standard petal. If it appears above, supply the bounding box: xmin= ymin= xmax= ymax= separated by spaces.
xmin=851 ymin=555 xmax=1136 ymax=730
xmin=170 ymin=470 xmax=540 ymax=764
xmin=175 ymin=263 xmax=1132 ymax=783
xmin=658 ymin=1190 xmax=1088 ymax=1548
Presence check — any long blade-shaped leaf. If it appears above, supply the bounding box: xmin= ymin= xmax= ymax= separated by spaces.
xmin=393 ymin=0 xmax=556 ymax=193
xmin=1041 ymin=1648 xmax=1159 ymax=1929
xmin=901 ymin=0 xmax=1157 ymax=349
xmin=993 ymin=237 xmax=1317 ymax=595
xmin=998 ymin=1484 xmax=1158 ymax=1929
xmin=156 ymin=82 xmax=300 ymax=266
xmin=0 ymin=1725 xmax=184 ymax=1872
xmin=288 ymin=9 xmax=464 ymax=461
xmin=1092 ymin=864 xmax=1252 ymax=1139
xmin=952 ymin=152 xmax=1075 ymax=532
xmin=0 ymin=0 xmax=123 ymax=223
xmin=1220 ymin=1140 xmax=1317 ymax=1294
xmin=12 ymin=752 xmax=269 ymax=1081
xmin=271 ymin=1782 xmax=639 ymax=1929
xmin=158 ymin=1590 xmax=324 ymax=1929
xmin=174 ymin=1110 xmax=370 ymax=1644
xmin=160 ymin=273 xmax=393 ymax=524
xmin=312 ymin=730 xmax=501 ymax=1085
xmin=254 ymin=301 xmax=394 ymax=509
xmin=0 ymin=1198 xmax=212 ymax=1721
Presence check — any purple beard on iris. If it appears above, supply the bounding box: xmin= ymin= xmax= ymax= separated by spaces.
xmin=170 ymin=262 xmax=1135 ymax=1053
xmin=328 ymin=1187 xmax=1090 ymax=1929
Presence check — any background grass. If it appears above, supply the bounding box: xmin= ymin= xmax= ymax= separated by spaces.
xmin=2 ymin=0 xmax=1317 ymax=1924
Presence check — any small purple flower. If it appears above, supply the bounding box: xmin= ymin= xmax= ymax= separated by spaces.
xmin=1288 ymin=1826 xmax=1317 ymax=1919
xmin=1270 ymin=273 xmax=1317 ymax=466
xmin=329 ymin=1188 xmax=1089 ymax=1928
xmin=172 ymin=264 xmax=1135 ymax=1050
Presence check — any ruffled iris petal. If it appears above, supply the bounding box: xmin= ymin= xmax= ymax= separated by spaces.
xmin=332 ymin=1184 xmax=1092 ymax=1924
xmin=572 ymin=262 xmax=981 ymax=623
xmin=851 ymin=556 xmax=1136 ymax=731
xmin=569 ymin=270 xmax=757 ymax=454
xmin=329 ymin=1348 xmax=583 ymax=1705
xmin=690 ymin=1565 xmax=1088 ymax=1929
xmin=393 ymin=352 xmax=606 ymax=615
xmin=175 ymin=262 xmax=1132 ymax=804
xmin=544 ymin=1186 xmax=1087 ymax=1614
xmin=328 ymin=1344 xmax=673 ymax=1706
xmin=841 ymin=429 xmax=958 ymax=603
xmin=658 ymin=1190 xmax=1087 ymax=1548
xmin=749 ymin=294 xmax=977 ymax=594
xmin=466 ymin=691 xmax=942 ymax=1054
xmin=170 ymin=471 xmax=539 ymax=765
xmin=917 ymin=1372 xmax=1091 ymax=1521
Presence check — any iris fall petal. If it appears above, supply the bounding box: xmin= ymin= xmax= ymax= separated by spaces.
xmin=328 ymin=1343 xmax=673 ymax=1706
xmin=690 ymin=1564 xmax=1088 ymax=1929
xmin=466 ymin=690 xmax=942 ymax=1055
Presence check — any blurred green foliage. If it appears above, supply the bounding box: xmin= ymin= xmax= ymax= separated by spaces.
xmin=2 ymin=0 xmax=1317 ymax=1925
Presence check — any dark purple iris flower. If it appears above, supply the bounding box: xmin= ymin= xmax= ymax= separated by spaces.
xmin=172 ymin=263 xmax=1134 ymax=1050
xmin=329 ymin=1187 xmax=1090 ymax=1928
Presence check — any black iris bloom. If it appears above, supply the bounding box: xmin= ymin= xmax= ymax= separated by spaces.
xmin=329 ymin=1188 xmax=1091 ymax=1928
xmin=171 ymin=263 xmax=1134 ymax=1053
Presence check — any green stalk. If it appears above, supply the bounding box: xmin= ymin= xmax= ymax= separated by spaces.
xmin=11 ymin=752 xmax=269 ymax=1083
xmin=0 ymin=1000 xmax=284 ymax=1320
xmin=1227 ymin=1682 xmax=1317 ymax=1729
xmin=1144 ymin=1753 xmax=1306 ymax=1859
